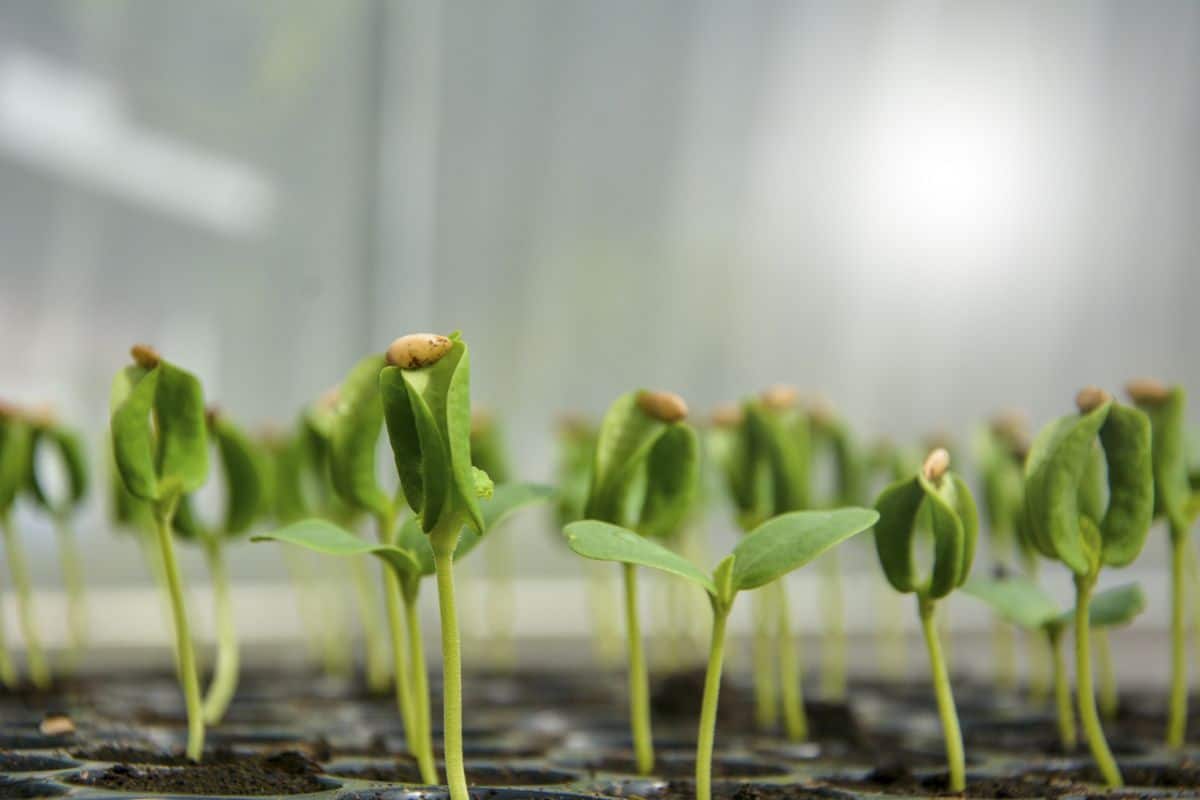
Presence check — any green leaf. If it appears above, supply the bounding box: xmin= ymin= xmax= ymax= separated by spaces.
xmin=732 ymin=508 xmax=878 ymax=592
xmin=1071 ymin=582 xmax=1146 ymax=628
xmin=329 ymin=354 xmax=391 ymax=519
xmin=395 ymin=516 xmax=435 ymax=575
xmin=637 ymin=424 xmax=700 ymax=538
xmin=175 ymin=414 xmax=265 ymax=540
xmin=1096 ymin=403 xmax=1154 ymax=567
xmin=962 ymin=576 xmax=1061 ymax=630
xmin=563 ymin=519 xmax=716 ymax=595
xmin=1135 ymin=388 xmax=1193 ymax=535
xmin=27 ymin=424 xmax=88 ymax=516
xmin=470 ymin=416 xmax=511 ymax=484
xmin=0 ymin=417 xmax=33 ymax=514
xmin=744 ymin=403 xmax=809 ymax=514
xmin=811 ymin=415 xmax=865 ymax=507
xmin=253 ymin=519 xmax=421 ymax=579
xmin=872 ymin=472 xmax=976 ymax=599
xmin=110 ymin=365 xmax=160 ymax=501
xmin=154 ymin=362 xmax=210 ymax=495
xmin=872 ymin=476 xmax=925 ymax=593
xmin=454 ymin=482 xmax=554 ymax=561
xmin=585 ymin=392 xmax=667 ymax=524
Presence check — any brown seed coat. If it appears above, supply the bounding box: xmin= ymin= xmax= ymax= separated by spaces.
xmin=386 ymin=333 xmax=453 ymax=369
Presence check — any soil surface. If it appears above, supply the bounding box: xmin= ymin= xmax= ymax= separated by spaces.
xmin=652 ymin=781 xmax=853 ymax=800
xmin=67 ymin=751 xmax=330 ymax=796
xmin=1027 ymin=758 xmax=1200 ymax=788
xmin=331 ymin=762 xmax=578 ymax=786
xmin=576 ymin=754 xmax=790 ymax=779
xmin=822 ymin=764 xmax=1092 ymax=799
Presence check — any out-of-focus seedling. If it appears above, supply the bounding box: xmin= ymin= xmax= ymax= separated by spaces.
xmin=565 ymin=507 xmax=877 ymax=800
xmin=874 ymin=448 xmax=978 ymax=792
xmin=964 ymin=578 xmax=1145 ymax=751
xmin=0 ymin=403 xmax=46 ymax=689
xmin=469 ymin=410 xmax=518 ymax=667
xmin=109 ymin=345 xmax=210 ymax=760
xmin=1023 ymin=387 xmax=1154 ymax=788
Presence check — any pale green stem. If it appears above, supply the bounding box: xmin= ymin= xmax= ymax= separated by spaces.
xmin=432 ymin=521 xmax=469 ymax=800
xmin=2 ymin=515 xmax=49 ymax=690
xmin=403 ymin=584 xmax=437 ymax=784
xmin=751 ymin=587 xmax=778 ymax=730
xmin=776 ymin=579 xmax=807 ymax=741
xmin=54 ymin=516 xmax=87 ymax=671
xmin=918 ymin=596 xmax=964 ymax=792
xmin=0 ymin=550 xmax=16 ymax=688
xmin=1048 ymin=627 xmax=1076 ymax=751
xmin=484 ymin=532 xmax=516 ymax=670
xmin=1167 ymin=526 xmax=1188 ymax=748
xmin=1027 ymin=627 xmax=1052 ymax=707
xmin=154 ymin=509 xmax=204 ymax=761
xmin=350 ymin=555 xmax=391 ymax=693
xmin=383 ymin=567 xmax=418 ymax=759
xmin=622 ymin=562 xmax=655 ymax=774
xmin=201 ymin=540 xmax=239 ymax=724
xmin=1074 ymin=574 xmax=1122 ymax=788
xmin=1093 ymin=628 xmax=1117 ymax=720
xmin=695 ymin=608 xmax=729 ymax=800
xmin=819 ymin=550 xmax=846 ymax=699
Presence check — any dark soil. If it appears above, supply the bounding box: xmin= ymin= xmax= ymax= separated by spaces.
xmin=1027 ymin=759 xmax=1200 ymax=788
xmin=67 ymin=751 xmax=331 ymax=796
xmin=822 ymin=764 xmax=1091 ymax=798
xmin=963 ymin=720 xmax=1148 ymax=757
xmin=652 ymin=670 xmax=756 ymax=730
xmin=575 ymin=754 xmax=790 ymax=779
xmin=0 ymin=752 xmax=76 ymax=772
xmin=68 ymin=743 xmax=246 ymax=766
xmin=0 ymin=776 xmax=68 ymax=799
xmin=331 ymin=761 xmax=578 ymax=786
xmin=652 ymin=780 xmax=854 ymax=800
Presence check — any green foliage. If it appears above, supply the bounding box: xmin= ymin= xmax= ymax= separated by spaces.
xmin=26 ymin=423 xmax=88 ymax=517
xmin=470 ymin=414 xmax=511 ymax=484
xmin=810 ymin=413 xmax=865 ymax=507
xmin=175 ymin=413 xmax=266 ymax=541
xmin=110 ymin=359 xmax=209 ymax=509
xmin=330 ymin=354 xmax=392 ymax=520
xmin=1024 ymin=399 xmax=1153 ymax=577
xmin=0 ymin=415 xmax=33 ymax=514
xmin=254 ymin=519 xmax=422 ymax=581
xmin=873 ymin=469 xmax=978 ymax=600
xmin=744 ymin=402 xmax=809 ymax=514
xmin=1131 ymin=387 xmax=1194 ymax=536
xmin=554 ymin=421 xmax=596 ymax=529
xmin=963 ymin=577 xmax=1145 ymax=632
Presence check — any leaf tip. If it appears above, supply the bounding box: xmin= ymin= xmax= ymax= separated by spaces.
xmin=130 ymin=343 xmax=161 ymax=369
xmin=386 ymin=333 xmax=454 ymax=369
xmin=636 ymin=390 xmax=688 ymax=423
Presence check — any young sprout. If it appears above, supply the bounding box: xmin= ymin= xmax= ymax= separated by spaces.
xmin=109 ymin=345 xmax=210 ymax=760
xmin=0 ymin=404 xmax=48 ymax=689
xmin=26 ymin=409 xmax=90 ymax=673
xmin=579 ymin=388 xmax=699 ymax=775
xmin=1023 ymin=387 xmax=1154 ymax=788
xmin=1125 ymin=378 xmax=1197 ymax=747
xmin=874 ymin=448 xmax=978 ymax=792
xmin=564 ymin=507 xmax=877 ymax=800
xmin=172 ymin=407 xmax=265 ymax=724
xmin=963 ymin=578 xmax=1145 ymax=751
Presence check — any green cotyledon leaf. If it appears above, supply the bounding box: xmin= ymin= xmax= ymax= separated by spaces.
xmin=962 ymin=576 xmax=1061 ymax=631
xmin=1057 ymin=582 xmax=1146 ymax=629
xmin=1132 ymin=387 xmax=1192 ymax=536
xmin=27 ymin=424 xmax=89 ymax=517
xmin=811 ymin=415 xmax=865 ymax=507
xmin=585 ymin=392 xmax=668 ymax=525
xmin=0 ymin=415 xmax=33 ymax=514
xmin=329 ymin=354 xmax=391 ymax=520
xmin=872 ymin=469 xmax=977 ymax=599
xmin=563 ymin=519 xmax=716 ymax=596
xmin=175 ymin=413 xmax=265 ymax=540
xmin=253 ymin=519 xmax=422 ymax=580
xmin=637 ymin=423 xmax=700 ymax=539
xmin=1096 ymin=402 xmax=1153 ymax=567
xmin=732 ymin=508 xmax=878 ymax=592
xmin=744 ymin=402 xmax=809 ymax=514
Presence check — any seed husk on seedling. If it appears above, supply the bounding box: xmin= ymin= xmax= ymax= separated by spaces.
xmin=579 ymin=388 xmax=701 ymax=775
xmin=963 ymin=577 xmax=1145 ymax=751
xmin=1023 ymin=387 xmax=1154 ymax=788
xmin=109 ymin=345 xmax=210 ymax=760
xmin=172 ymin=407 xmax=267 ymax=724
xmin=1125 ymin=378 xmax=1198 ymax=747
xmin=873 ymin=448 xmax=978 ymax=792
xmin=564 ymin=507 xmax=877 ymax=800
xmin=0 ymin=403 xmax=47 ymax=689
xmin=25 ymin=408 xmax=90 ymax=674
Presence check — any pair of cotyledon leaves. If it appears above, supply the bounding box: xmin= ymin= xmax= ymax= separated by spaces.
xmin=711 ymin=402 xmax=809 ymax=523
xmin=1130 ymin=387 xmax=1200 ymax=538
xmin=1 ymin=414 xmax=87 ymax=519
xmin=174 ymin=414 xmax=266 ymax=542
xmin=1023 ymin=398 xmax=1153 ymax=577
xmin=565 ymin=508 xmax=879 ymax=611
xmin=963 ymin=576 xmax=1145 ymax=635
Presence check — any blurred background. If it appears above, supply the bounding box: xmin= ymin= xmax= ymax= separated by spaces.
xmin=0 ymin=1 xmax=1198 ymax=673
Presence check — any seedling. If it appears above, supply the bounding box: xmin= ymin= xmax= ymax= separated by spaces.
xmin=1023 ymin=387 xmax=1154 ymax=788
xmin=873 ymin=448 xmax=978 ymax=792
xmin=172 ymin=407 xmax=265 ymax=724
xmin=26 ymin=410 xmax=90 ymax=671
xmin=109 ymin=345 xmax=210 ymax=760
xmin=580 ymin=388 xmax=700 ymax=775
xmin=0 ymin=404 xmax=48 ymax=689
xmin=963 ymin=577 xmax=1145 ymax=751
xmin=1125 ymin=379 xmax=1198 ymax=747
xmin=564 ymin=507 xmax=877 ymax=800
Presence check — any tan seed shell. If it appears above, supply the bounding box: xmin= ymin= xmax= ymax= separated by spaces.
xmin=1125 ymin=377 xmax=1171 ymax=405
xmin=711 ymin=404 xmax=744 ymax=428
xmin=922 ymin=448 xmax=951 ymax=482
xmin=39 ymin=714 xmax=75 ymax=736
xmin=1075 ymin=386 xmax=1111 ymax=414
xmin=387 ymin=333 xmax=453 ymax=369
xmin=130 ymin=344 xmax=161 ymax=369
xmin=637 ymin=390 xmax=689 ymax=423
xmin=760 ymin=384 xmax=799 ymax=411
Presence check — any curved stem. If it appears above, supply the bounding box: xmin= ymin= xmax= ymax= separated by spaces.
xmin=819 ymin=551 xmax=846 ymax=700
xmin=154 ymin=509 xmax=204 ymax=761
xmin=695 ymin=608 xmax=729 ymax=800
xmin=433 ymin=537 xmax=469 ymax=800
xmin=2 ymin=515 xmax=50 ymax=690
xmin=350 ymin=555 xmax=391 ymax=693
xmin=1167 ymin=527 xmax=1188 ymax=748
xmin=54 ymin=516 xmax=87 ymax=670
xmin=623 ymin=562 xmax=655 ymax=774
xmin=201 ymin=540 xmax=239 ymax=724
xmin=918 ymin=596 xmax=964 ymax=792
xmin=1074 ymin=574 xmax=1122 ymax=788
xmin=403 ymin=584 xmax=437 ymax=784
xmin=777 ymin=579 xmax=807 ymax=741
xmin=751 ymin=587 xmax=778 ymax=730
xmin=383 ymin=567 xmax=418 ymax=758
xmin=1048 ymin=627 xmax=1076 ymax=751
